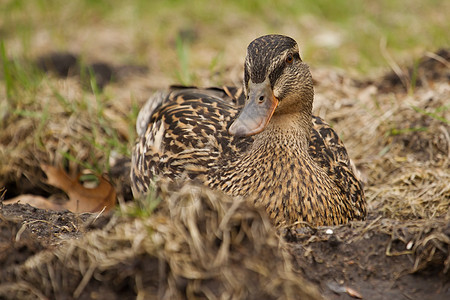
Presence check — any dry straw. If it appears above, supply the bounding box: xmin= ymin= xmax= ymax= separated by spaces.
xmin=0 ymin=181 xmax=322 ymax=299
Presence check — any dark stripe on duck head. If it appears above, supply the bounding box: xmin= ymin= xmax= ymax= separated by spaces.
xmin=246 ymin=35 xmax=297 ymax=84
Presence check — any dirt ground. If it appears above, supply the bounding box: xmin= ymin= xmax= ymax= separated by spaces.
xmin=0 ymin=47 xmax=449 ymax=299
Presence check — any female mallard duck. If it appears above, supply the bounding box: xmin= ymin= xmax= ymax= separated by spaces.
xmin=131 ymin=34 xmax=366 ymax=227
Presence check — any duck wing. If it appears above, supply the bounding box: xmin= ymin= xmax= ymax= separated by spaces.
xmin=309 ymin=116 xmax=366 ymax=217
xmin=131 ymin=87 xmax=252 ymax=195
xmin=136 ymin=86 xmax=245 ymax=137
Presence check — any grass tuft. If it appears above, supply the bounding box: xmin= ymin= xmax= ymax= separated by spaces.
xmin=121 ymin=184 xmax=161 ymax=218
xmin=412 ymin=105 xmax=450 ymax=125
xmin=175 ymin=34 xmax=194 ymax=85
xmin=0 ymin=41 xmax=14 ymax=101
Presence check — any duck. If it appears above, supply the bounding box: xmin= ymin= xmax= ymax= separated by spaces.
xmin=131 ymin=34 xmax=366 ymax=227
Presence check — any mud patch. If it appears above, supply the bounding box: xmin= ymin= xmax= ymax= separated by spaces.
xmin=288 ymin=216 xmax=450 ymax=299
xmin=0 ymin=202 xmax=112 ymax=274
xmin=35 ymin=52 xmax=148 ymax=91
xmin=370 ymin=48 xmax=450 ymax=93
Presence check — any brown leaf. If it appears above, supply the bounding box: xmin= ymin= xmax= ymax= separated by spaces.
xmin=41 ymin=164 xmax=116 ymax=213
xmin=4 ymin=165 xmax=116 ymax=213
xmin=3 ymin=195 xmax=64 ymax=210
xmin=346 ymin=287 xmax=363 ymax=299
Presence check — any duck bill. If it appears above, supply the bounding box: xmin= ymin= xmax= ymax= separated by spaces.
xmin=228 ymin=81 xmax=279 ymax=137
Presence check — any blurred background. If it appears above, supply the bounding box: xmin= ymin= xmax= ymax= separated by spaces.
xmin=2 ymin=0 xmax=449 ymax=85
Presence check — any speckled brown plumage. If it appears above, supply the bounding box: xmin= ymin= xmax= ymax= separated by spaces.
xmin=131 ymin=35 xmax=366 ymax=227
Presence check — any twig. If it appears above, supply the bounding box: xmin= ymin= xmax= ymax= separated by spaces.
xmin=379 ymin=37 xmax=410 ymax=92
xmin=424 ymin=51 xmax=450 ymax=69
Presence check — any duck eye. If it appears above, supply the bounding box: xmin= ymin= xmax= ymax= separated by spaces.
xmin=285 ymin=54 xmax=294 ymax=64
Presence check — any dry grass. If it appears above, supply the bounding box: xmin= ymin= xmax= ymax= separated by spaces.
xmin=0 ymin=73 xmax=137 ymax=200
xmin=311 ymin=54 xmax=450 ymax=221
xmin=0 ymin=181 xmax=322 ymax=300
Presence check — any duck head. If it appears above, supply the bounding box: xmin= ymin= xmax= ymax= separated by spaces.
xmin=229 ymin=34 xmax=314 ymax=137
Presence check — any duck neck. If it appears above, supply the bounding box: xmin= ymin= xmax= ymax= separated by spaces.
xmin=250 ymin=111 xmax=312 ymax=152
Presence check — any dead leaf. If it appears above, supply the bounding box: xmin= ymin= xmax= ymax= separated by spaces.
xmin=346 ymin=287 xmax=363 ymax=299
xmin=4 ymin=165 xmax=116 ymax=213
xmin=3 ymin=195 xmax=64 ymax=210
xmin=327 ymin=282 xmax=363 ymax=299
